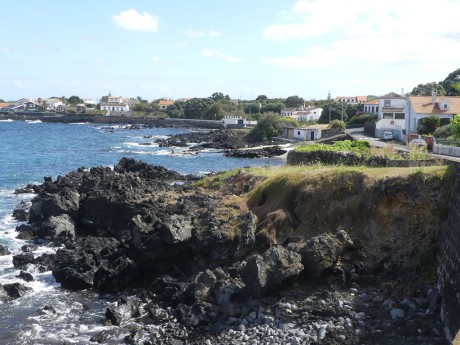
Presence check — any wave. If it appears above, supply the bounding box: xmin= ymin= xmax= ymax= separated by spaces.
xmin=25 ymin=120 xmax=42 ymax=124
xmin=0 ymin=119 xmax=14 ymax=122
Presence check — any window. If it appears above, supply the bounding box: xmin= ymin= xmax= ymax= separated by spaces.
xmin=298 ymin=131 xmax=301 ymax=135
xmin=383 ymin=113 xmax=393 ymax=119
xmin=395 ymin=113 xmax=405 ymax=119
xmin=384 ymin=100 xmax=391 ymax=107
xmin=444 ymin=104 xmax=448 ymax=110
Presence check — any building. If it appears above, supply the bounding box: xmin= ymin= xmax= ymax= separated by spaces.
xmin=363 ymin=99 xmax=379 ymax=114
xmin=406 ymin=94 xmax=460 ymax=139
xmin=374 ymin=92 xmax=406 ymax=140
xmin=282 ymin=126 xmax=322 ymax=141
xmin=46 ymin=98 xmax=64 ymax=110
xmin=280 ymin=107 xmax=323 ymax=121
xmin=100 ymin=95 xmax=130 ymax=116
xmin=159 ymin=100 xmax=175 ymax=110
xmin=334 ymin=96 xmax=368 ymax=104
xmin=222 ymin=116 xmax=257 ymax=128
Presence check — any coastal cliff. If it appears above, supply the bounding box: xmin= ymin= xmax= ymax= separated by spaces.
xmin=10 ymin=159 xmax=454 ymax=344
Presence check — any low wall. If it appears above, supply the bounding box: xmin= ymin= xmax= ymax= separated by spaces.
xmin=0 ymin=114 xmax=224 ymax=129
xmin=433 ymin=144 xmax=460 ymax=158
xmin=286 ymin=150 xmax=445 ymax=167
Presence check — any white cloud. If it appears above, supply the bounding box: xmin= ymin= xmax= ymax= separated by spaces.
xmin=1 ymin=46 xmax=10 ymax=53
xmin=185 ymin=29 xmax=221 ymax=38
xmin=112 ymin=9 xmax=159 ymax=33
xmin=264 ymin=0 xmax=460 ymax=68
xmin=151 ymin=56 xmax=174 ymax=64
xmin=201 ymin=49 xmax=242 ymax=63
xmin=13 ymin=81 xmax=24 ymax=88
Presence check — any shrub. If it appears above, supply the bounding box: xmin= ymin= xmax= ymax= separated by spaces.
xmin=417 ymin=116 xmax=440 ymax=135
xmin=328 ymin=119 xmax=346 ymax=131
xmin=347 ymin=113 xmax=377 ymax=125
xmin=433 ymin=123 xmax=452 ymax=138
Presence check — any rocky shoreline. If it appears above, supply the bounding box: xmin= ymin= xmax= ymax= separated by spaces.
xmin=4 ymin=155 xmax=449 ymax=344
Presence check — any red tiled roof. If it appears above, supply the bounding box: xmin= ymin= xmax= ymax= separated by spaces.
xmin=409 ymin=96 xmax=460 ymax=115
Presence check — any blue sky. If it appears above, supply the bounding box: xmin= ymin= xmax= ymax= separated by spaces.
xmin=1 ymin=0 xmax=460 ymax=102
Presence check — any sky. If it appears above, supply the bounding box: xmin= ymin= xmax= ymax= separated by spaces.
xmin=1 ymin=0 xmax=460 ymax=102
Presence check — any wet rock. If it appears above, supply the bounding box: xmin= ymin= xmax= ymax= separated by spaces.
xmin=105 ymin=296 xmax=142 ymax=326
xmin=37 ymin=214 xmax=76 ymax=242
xmin=29 ymin=188 xmax=80 ymax=222
xmin=0 ymin=244 xmax=11 ymax=256
xmin=12 ymin=201 xmax=31 ymax=221
xmin=1 ymin=282 xmax=33 ymax=299
xmin=12 ymin=252 xmax=35 ymax=269
xmin=17 ymin=271 xmax=34 ymax=282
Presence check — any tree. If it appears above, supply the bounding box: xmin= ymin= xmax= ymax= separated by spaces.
xmin=261 ymin=102 xmax=284 ymax=114
xmin=417 ymin=116 xmax=440 ymax=135
xmin=411 ymin=82 xmax=446 ymax=96
xmin=210 ymin=92 xmax=230 ymax=103
xmin=67 ymin=95 xmax=83 ymax=105
xmin=249 ymin=113 xmax=282 ymax=141
xmin=317 ymin=101 xmax=341 ymax=124
xmin=183 ymin=98 xmax=213 ymax=119
xmin=167 ymin=101 xmax=185 ymax=118
xmin=204 ymin=102 xmax=225 ymax=120
xmin=256 ymin=95 xmax=268 ymax=101
xmin=244 ymin=102 xmax=261 ymax=115
xmin=442 ymin=68 xmax=460 ymax=96
xmin=284 ymin=95 xmax=304 ymax=108
xmin=450 ymin=114 xmax=460 ymax=139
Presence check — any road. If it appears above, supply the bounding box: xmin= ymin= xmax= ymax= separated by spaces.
xmin=345 ymin=127 xmax=460 ymax=163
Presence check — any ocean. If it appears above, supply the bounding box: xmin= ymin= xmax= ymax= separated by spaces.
xmin=0 ymin=119 xmax=285 ymax=344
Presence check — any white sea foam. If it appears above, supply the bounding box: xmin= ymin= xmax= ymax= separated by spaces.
xmin=0 ymin=119 xmax=13 ymax=122
xmin=25 ymin=120 xmax=42 ymax=123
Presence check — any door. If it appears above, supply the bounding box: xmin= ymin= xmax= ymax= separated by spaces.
xmin=310 ymin=131 xmax=315 ymax=140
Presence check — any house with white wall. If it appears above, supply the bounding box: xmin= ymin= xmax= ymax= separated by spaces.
xmin=406 ymin=94 xmax=460 ymax=139
xmin=280 ymin=107 xmax=323 ymax=121
xmin=282 ymin=126 xmax=322 ymax=141
xmin=46 ymin=97 xmax=64 ymax=110
xmin=100 ymin=95 xmax=130 ymax=116
xmin=334 ymin=96 xmax=368 ymax=104
xmin=222 ymin=116 xmax=257 ymax=127
xmin=363 ymin=99 xmax=379 ymax=114
xmin=375 ymin=92 xmax=406 ymax=140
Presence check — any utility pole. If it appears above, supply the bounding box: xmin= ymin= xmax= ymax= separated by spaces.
xmin=328 ymin=91 xmax=331 ymax=123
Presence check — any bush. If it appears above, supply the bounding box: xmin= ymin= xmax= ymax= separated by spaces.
xmin=328 ymin=119 xmax=346 ymax=131
xmin=347 ymin=113 xmax=377 ymax=125
xmin=433 ymin=123 xmax=452 ymax=138
xmin=417 ymin=116 xmax=440 ymax=135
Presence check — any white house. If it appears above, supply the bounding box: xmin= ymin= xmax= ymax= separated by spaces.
xmin=282 ymin=126 xmax=322 ymax=141
xmin=280 ymin=107 xmax=323 ymax=121
xmin=363 ymin=99 xmax=379 ymax=114
xmin=46 ymin=97 xmax=64 ymax=110
xmin=375 ymin=92 xmax=406 ymax=140
xmin=100 ymin=95 xmax=130 ymax=116
xmin=222 ymin=116 xmax=257 ymax=127
xmin=406 ymin=94 xmax=460 ymax=139
xmin=334 ymin=96 xmax=368 ymax=104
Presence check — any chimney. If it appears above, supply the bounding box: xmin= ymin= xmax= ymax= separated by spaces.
xmin=432 ymin=91 xmax=437 ymax=104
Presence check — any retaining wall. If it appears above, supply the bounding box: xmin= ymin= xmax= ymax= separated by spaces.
xmin=438 ymin=164 xmax=460 ymax=342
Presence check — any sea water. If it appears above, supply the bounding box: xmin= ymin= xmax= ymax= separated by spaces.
xmin=0 ymin=120 xmax=284 ymax=344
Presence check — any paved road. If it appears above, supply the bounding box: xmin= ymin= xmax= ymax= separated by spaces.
xmin=345 ymin=127 xmax=408 ymax=151
xmin=345 ymin=127 xmax=460 ymax=163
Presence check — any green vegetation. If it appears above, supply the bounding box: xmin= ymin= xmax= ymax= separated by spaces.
xmin=295 ymin=140 xmax=370 ymax=153
xmin=328 ymin=119 xmax=346 ymax=131
xmin=294 ymin=139 xmax=434 ymax=161
xmin=249 ymin=113 xmax=282 ymax=141
xmin=417 ymin=116 xmax=440 ymax=135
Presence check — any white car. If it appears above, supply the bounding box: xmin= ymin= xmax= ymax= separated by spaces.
xmin=382 ymin=132 xmax=393 ymax=141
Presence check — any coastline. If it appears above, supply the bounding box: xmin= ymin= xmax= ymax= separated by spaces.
xmin=0 ymin=113 xmax=224 ymax=129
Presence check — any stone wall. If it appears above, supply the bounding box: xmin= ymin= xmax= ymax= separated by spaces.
xmin=438 ymin=164 xmax=460 ymax=342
